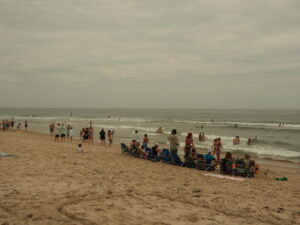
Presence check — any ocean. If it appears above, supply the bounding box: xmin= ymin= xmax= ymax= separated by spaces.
xmin=1 ymin=108 xmax=300 ymax=163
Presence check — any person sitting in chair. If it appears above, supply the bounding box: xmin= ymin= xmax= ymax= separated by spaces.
xmin=244 ymin=154 xmax=259 ymax=173
xmin=204 ymin=151 xmax=216 ymax=170
xmin=220 ymin=152 xmax=234 ymax=174
xmin=151 ymin=144 xmax=161 ymax=157
xmin=130 ymin=140 xmax=147 ymax=158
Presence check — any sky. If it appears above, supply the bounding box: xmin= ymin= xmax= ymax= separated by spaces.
xmin=0 ymin=0 xmax=299 ymax=109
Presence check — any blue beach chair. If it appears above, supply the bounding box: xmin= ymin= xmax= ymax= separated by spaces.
xmin=161 ymin=149 xmax=171 ymax=163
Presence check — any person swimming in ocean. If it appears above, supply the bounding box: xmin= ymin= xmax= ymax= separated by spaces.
xmin=156 ymin=126 xmax=163 ymax=133
xmin=199 ymin=132 xmax=206 ymax=142
xmin=247 ymin=138 xmax=252 ymax=145
xmin=233 ymin=136 xmax=240 ymax=145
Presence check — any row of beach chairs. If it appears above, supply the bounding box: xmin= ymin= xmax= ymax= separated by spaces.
xmin=120 ymin=143 xmax=254 ymax=178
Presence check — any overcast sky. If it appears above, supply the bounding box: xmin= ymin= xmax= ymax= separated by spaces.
xmin=0 ymin=0 xmax=299 ymax=108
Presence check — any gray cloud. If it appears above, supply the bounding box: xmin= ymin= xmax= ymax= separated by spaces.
xmin=0 ymin=0 xmax=299 ymax=108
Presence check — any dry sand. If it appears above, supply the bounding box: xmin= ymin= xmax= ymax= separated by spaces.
xmin=0 ymin=131 xmax=299 ymax=225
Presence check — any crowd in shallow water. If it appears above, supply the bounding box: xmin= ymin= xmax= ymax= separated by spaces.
xmin=1 ymin=119 xmax=28 ymax=131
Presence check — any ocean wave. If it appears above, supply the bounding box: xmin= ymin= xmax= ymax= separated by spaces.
xmin=170 ymin=120 xmax=300 ymax=130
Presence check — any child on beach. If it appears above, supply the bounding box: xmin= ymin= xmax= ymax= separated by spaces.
xmin=77 ymin=144 xmax=83 ymax=153
xmin=69 ymin=127 xmax=73 ymax=141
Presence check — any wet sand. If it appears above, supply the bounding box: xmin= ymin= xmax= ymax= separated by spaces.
xmin=0 ymin=131 xmax=299 ymax=225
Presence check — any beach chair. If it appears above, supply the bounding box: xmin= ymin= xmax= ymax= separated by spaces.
xmin=120 ymin=143 xmax=130 ymax=155
xmin=170 ymin=152 xmax=183 ymax=166
xmin=220 ymin=159 xmax=233 ymax=175
xmin=196 ymin=158 xmax=206 ymax=170
xmin=145 ymin=147 xmax=160 ymax=161
xmin=196 ymin=158 xmax=215 ymax=171
xmin=183 ymin=155 xmax=195 ymax=168
xmin=233 ymin=159 xmax=254 ymax=178
xmin=161 ymin=149 xmax=171 ymax=163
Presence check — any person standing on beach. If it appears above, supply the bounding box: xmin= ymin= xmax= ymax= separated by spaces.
xmin=69 ymin=127 xmax=74 ymax=142
xmin=100 ymin=129 xmax=106 ymax=145
xmin=132 ymin=130 xmax=139 ymax=141
xmin=60 ymin=125 xmax=66 ymax=142
xmin=49 ymin=124 xmax=54 ymax=137
xmin=107 ymin=130 xmax=113 ymax=146
xmin=184 ymin=132 xmax=194 ymax=159
xmin=88 ymin=127 xmax=94 ymax=145
xmin=25 ymin=120 xmax=28 ymax=131
xmin=67 ymin=124 xmax=71 ymax=139
xmin=168 ymin=129 xmax=179 ymax=155
xmin=54 ymin=123 xmax=60 ymax=142
xmin=143 ymin=134 xmax=149 ymax=149
xmin=212 ymin=138 xmax=223 ymax=165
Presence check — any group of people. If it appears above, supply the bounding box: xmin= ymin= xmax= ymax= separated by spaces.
xmin=99 ymin=129 xmax=114 ymax=146
xmin=76 ymin=128 xmax=114 ymax=153
xmin=1 ymin=119 xmax=28 ymax=131
xmin=50 ymin=122 xmax=115 ymax=147
xmin=80 ymin=127 xmax=94 ymax=144
xmin=125 ymin=129 xmax=259 ymax=176
xmin=51 ymin=123 xmax=74 ymax=142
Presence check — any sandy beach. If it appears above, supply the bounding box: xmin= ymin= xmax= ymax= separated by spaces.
xmin=0 ymin=131 xmax=299 ymax=225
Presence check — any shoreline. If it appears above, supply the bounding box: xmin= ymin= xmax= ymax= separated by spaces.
xmin=2 ymin=129 xmax=300 ymax=170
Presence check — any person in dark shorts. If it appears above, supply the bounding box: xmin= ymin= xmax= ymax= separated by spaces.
xmin=54 ymin=123 xmax=60 ymax=142
xmin=83 ymin=128 xmax=89 ymax=143
xmin=100 ymin=129 xmax=106 ymax=145
xmin=25 ymin=120 xmax=28 ymax=131
xmin=60 ymin=125 xmax=66 ymax=142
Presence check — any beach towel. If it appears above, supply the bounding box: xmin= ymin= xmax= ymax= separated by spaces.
xmin=0 ymin=153 xmax=17 ymax=157
xmin=204 ymin=174 xmax=244 ymax=181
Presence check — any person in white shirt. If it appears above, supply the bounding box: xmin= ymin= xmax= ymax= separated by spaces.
xmin=77 ymin=144 xmax=83 ymax=153
xmin=132 ymin=130 xmax=139 ymax=141
xmin=69 ymin=127 xmax=74 ymax=141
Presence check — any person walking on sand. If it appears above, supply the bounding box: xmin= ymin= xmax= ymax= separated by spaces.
xmin=100 ymin=129 xmax=106 ymax=145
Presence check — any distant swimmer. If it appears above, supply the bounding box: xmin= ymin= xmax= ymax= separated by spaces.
xmin=199 ymin=132 xmax=206 ymax=142
xmin=156 ymin=126 xmax=163 ymax=133
xmin=247 ymin=138 xmax=252 ymax=145
xmin=200 ymin=125 xmax=204 ymax=129
xmin=211 ymin=119 xmax=214 ymax=123
xmin=234 ymin=124 xmax=238 ymax=128
xmin=233 ymin=136 xmax=240 ymax=145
